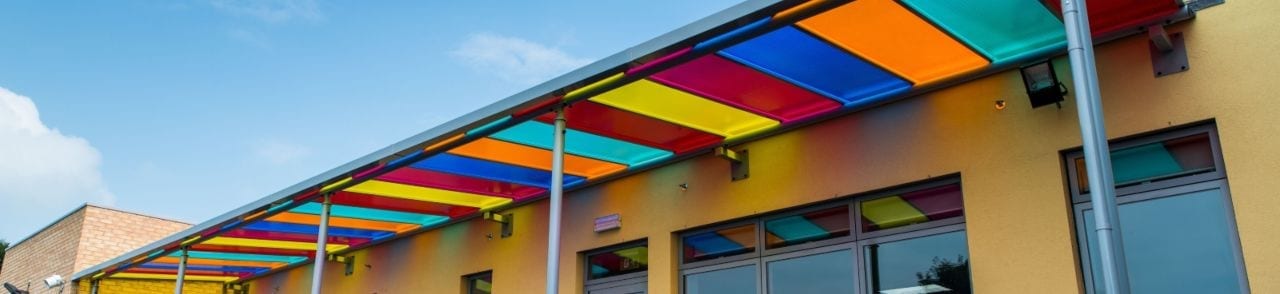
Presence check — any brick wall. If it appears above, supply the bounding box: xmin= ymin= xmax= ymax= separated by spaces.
xmin=0 ymin=205 xmax=207 ymax=293
xmin=73 ymin=206 xmax=191 ymax=272
xmin=0 ymin=207 xmax=85 ymax=292
xmin=77 ymin=279 xmax=224 ymax=294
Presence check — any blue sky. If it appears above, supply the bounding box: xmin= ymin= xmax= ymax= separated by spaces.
xmin=0 ymin=0 xmax=740 ymax=242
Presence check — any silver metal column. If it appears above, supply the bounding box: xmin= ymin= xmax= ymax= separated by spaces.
xmin=174 ymin=247 xmax=189 ymax=294
xmin=90 ymin=279 xmax=99 ymax=294
xmin=1063 ymin=0 xmax=1130 ymax=293
xmin=310 ymin=194 xmax=332 ymax=294
xmin=545 ymin=108 xmax=566 ymax=294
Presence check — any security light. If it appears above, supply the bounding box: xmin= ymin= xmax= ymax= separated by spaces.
xmin=3 ymin=283 xmax=29 ymax=294
xmin=42 ymin=275 xmax=65 ymax=294
xmin=1020 ymin=60 xmax=1067 ymax=108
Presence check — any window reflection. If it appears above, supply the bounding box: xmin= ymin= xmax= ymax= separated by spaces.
xmin=865 ymin=231 xmax=971 ymax=294
xmin=685 ymin=265 xmax=757 ymax=294
xmin=1079 ymin=188 xmax=1243 ymax=293
xmin=466 ymin=272 xmax=493 ymax=294
xmin=1076 ymin=133 xmax=1214 ymax=193
xmin=861 ymin=184 xmax=964 ymax=232
xmin=587 ymin=244 xmax=648 ymax=280
xmin=765 ymin=206 xmax=850 ymax=249
xmin=767 ymin=249 xmax=856 ymax=293
xmin=683 ymin=224 xmax=756 ymax=263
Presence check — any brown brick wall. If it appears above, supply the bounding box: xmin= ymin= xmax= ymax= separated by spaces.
xmin=0 ymin=205 xmax=198 ymax=293
xmin=0 ymin=207 xmax=85 ymax=291
xmin=73 ymin=206 xmax=191 ymax=272
xmin=77 ymin=279 xmax=224 ymax=294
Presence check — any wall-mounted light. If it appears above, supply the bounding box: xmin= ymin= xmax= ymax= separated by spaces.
xmin=1019 ymin=60 xmax=1066 ymax=108
xmin=3 ymin=282 xmax=29 ymax=294
xmin=42 ymin=275 xmax=65 ymax=294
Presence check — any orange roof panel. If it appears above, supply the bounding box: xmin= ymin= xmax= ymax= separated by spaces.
xmin=450 ymin=137 xmax=628 ymax=180
xmin=797 ymin=0 xmax=989 ymax=86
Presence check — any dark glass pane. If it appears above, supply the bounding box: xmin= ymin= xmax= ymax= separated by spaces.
xmin=685 ymin=265 xmax=757 ymax=294
xmin=767 ymin=249 xmax=856 ymax=293
xmin=683 ymin=224 xmax=756 ymax=263
xmin=1077 ymin=133 xmax=1214 ymax=193
xmin=861 ymin=184 xmax=964 ymax=232
xmin=468 ymin=273 xmax=493 ymax=294
xmin=587 ymin=244 xmax=648 ymax=279
xmin=1080 ymin=188 xmax=1243 ymax=293
xmin=865 ymin=231 xmax=971 ymax=294
xmin=765 ymin=206 xmax=851 ymax=249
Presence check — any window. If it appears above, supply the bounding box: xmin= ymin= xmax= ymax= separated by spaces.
xmin=464 ymin=271 xmax=492 ymax=294
xmin=585 ymin=241 xmax=648 ymax=294
xmin=1066 ymin=124 xmax=1248 ymax=293
xmin=679 ymin=178 xmax=969 ymax=294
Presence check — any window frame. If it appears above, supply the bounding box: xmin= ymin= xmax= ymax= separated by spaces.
xmin=463 ymin=270 xmax=493 ymax=294
xmin=1072 ymin=179 xmax=1249 ymax=293
xmin=1064 ymin=123 xmax=1250 ymax=293
xmin=676 ymin=176 xmax=967 ymax=294
xmin=583 ymin=239 xmax=650 ymax=290
xmin=1064 ymin=123 xmax=1227 ymax=203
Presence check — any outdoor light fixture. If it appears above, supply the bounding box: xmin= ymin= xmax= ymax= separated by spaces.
xmin=1019 ymin=60 xmax=1066 ymax=108
xmin=3 ymin=283 xmax=29 ymax=294
xmin=42 ymin=275 xmax=65 ymax=294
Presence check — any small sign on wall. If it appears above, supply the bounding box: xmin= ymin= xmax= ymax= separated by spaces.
xmin=594 ymin=214 xmax=621 ymax=233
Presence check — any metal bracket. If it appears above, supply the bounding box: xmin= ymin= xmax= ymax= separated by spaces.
xmin=327 ymin=254 xmax=356 ymax=276
xmin=715 ymin=147 xmax=749 ymax=181
xmin=1148 ymin=25 xmax=1189 ymax=77
xmin=483 ymin=212 xmax=514 ymax=238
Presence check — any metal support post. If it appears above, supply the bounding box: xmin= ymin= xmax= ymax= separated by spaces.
xmin=1062 ymin=0 xmax=1130 ymax=293
xmin=545 ymin=108 xmax=566 ymax=294
xmin=310 ymin=194 xmax=332 ymax=294
xmin=90 ymin=279 xmax=99 ymax=294
xmin=174 ymin=246 xmax=189 ymax=294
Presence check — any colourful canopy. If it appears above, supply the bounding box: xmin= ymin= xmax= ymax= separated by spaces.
xmin=78 ymin=0 xmax=1186 ymax=284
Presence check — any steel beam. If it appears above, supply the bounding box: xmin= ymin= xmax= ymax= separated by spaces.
xmin=545 ymin=108 xmax=567 ymax=294
xmin=310 ymin=194 xmax=332 ymax=294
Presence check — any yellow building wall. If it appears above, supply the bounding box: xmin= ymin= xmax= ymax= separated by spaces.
xmin=76 ymin=279 xmax=223 ymax=294
xmin=246 ymin=1 xmax=1279 ymax=293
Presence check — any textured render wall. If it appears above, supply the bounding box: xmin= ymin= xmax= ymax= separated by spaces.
xmin=75 ymin=279 xmax=223 ymax=294
xmin=0 ymin=208 xmax=85 ymax=292
xmin=73 ymin=206 xmax=192 ymax=272
xmin=246 ymin=1 xmax=1279 ymax=293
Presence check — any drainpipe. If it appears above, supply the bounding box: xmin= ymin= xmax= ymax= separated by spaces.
xmin=1062 ymin=0 xmax=1130 ymax=293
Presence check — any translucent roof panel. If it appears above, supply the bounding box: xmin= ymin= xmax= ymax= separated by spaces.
xmin=409 ymin=153 xmax=588 ymax=189
xmin=1040 ymin=0 xmax=1182 ymax=36
xmin=450 ymin=138 xmax=628 ymax=179
xmin=242 ymin=221 xmax=395 ymax=240
xmin=534 ymin=101 xmax=723 ymax=155
xmin=266 ymin=212 xmax=419 ymax=233
xmin=343 ymin=180 xmax=513 ymax=209
xmin=292 ymin=202 xmax=451 ymax=226
xmin=221 ymin=229 xmax=369 ymax=246
xmin=589 ymin=79 xmax=780 ymax=140
xmin=327 ymin=190 xmax=480 ymax=217
xmin=901 ymin=0 xmax=1066 ymax=66
xmin=650 ymin=54 xmax=841 ymax=123
xmin=797 ymin=0 xmax=989 ymax=86
xmin=376 ymin=165 xmax=544 ymax=201
xmin=720 ymin=26 xmax=913 ymax=108
xmin=491 ymin=121 xmax=673 ymax=167
xmin=152 ymin=256 xmax=284 ymax=269
xmin=171 ymin=251 xmax=308 ymax=264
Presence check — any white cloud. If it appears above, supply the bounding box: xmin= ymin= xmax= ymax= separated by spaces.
xmin=209 ymin=0 xmax=323 ymax=23
xmin=0 ymin=87 xmax=114 ymax=241
xmin=252 ymin=140 xmax=311 ymax=165
xmin=452 ymin=33 xmax=593 ymax=85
